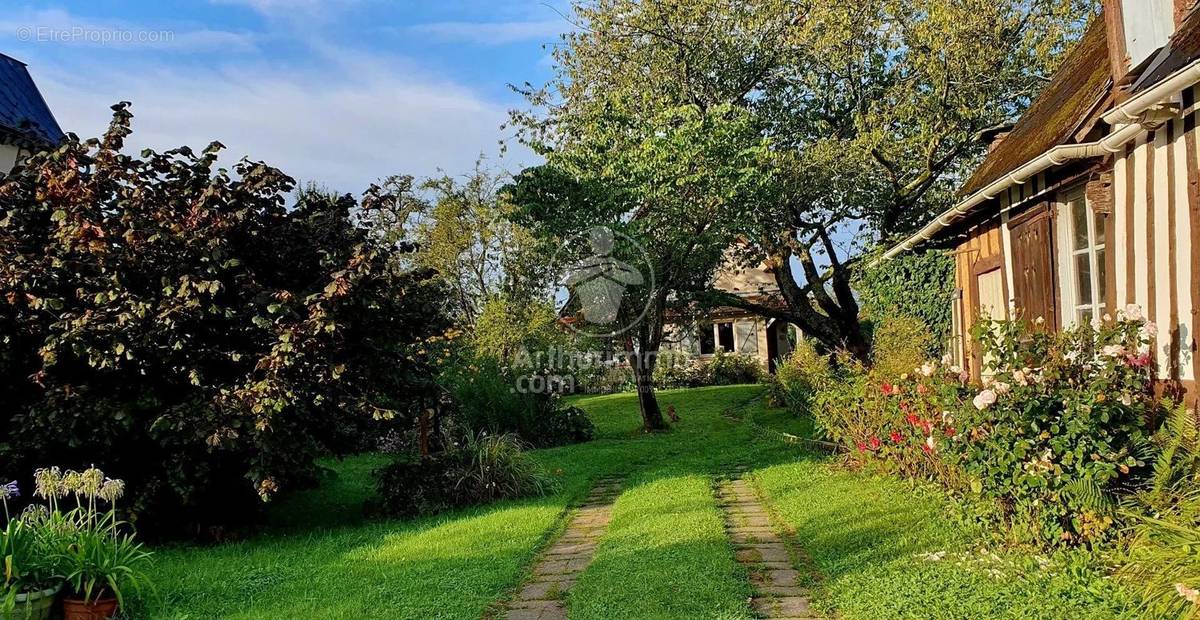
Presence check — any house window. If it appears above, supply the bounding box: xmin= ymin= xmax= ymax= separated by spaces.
xmin=699 ymin=324 xmax=716 ymax=355
xmin=716 ymin=322 xmax=734 ymax=352
xmin=1058 ymin=188 xmax=1107 ymax=326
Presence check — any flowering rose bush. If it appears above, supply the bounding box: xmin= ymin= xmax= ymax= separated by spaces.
xmin=846 ymin=353 xmax=970 ymax=485
xmin=953 ymin=309 xmax=1158 ymax=545
xmin=831 ymin=308 xmax=1160 ymax=547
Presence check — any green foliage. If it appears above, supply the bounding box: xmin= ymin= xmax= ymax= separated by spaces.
xmin=704 ymin=350 xmax=764 ymax=386
xmin=651 ymin=350 xmax=704 ymax=389
xmin=869 ymin=315 xmax=936 ymax=378
xmin=856 ymin=251 xmax=956 ymax=353
xmin=955 ymin=316 xmax=1158 ymax=545
xmin=140 ymin=386 xmax=1135 ymax=618
xmin=574 ymin=363 xmax=636 ymax=395
xmin=515 ymin=0 xmax=1094 ymax=357
xmin=472 ymin=296 xmax=567 ymax=364
xmin=806 ymin=311 xmax=1163 ymax=548
xmin=0 ymin=106 xmax=450 ymax=534
xmin=407 ymin=162 xmax=546 ymax=323
xmin=370 ymin=433 xmax=553 ymax=518
xmin=1118 ymin=405 xmax=1200 ymax=618
xmin=3 ymin=466 xmax=151 ymax=612
xmin=439 ymin=354 xmax=595 ymax=448
xmin=769 ymin=339 xmax=832 ymax=414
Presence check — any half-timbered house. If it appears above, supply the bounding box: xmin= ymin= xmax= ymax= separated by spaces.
xmin=885 ymin=1 xmax=1200 ymax=404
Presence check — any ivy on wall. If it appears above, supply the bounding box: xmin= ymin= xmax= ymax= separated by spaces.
xmin=854 ymin=250 xmax=955 ymax=354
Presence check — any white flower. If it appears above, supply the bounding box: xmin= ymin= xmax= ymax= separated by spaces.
xmin=1175 ymin=583 xmax=1199 ymax=604
xmin=1122 ymin=304 xmax=1144 ymax=322
xmin=1012 ymin=369 xmax=1029 ymax=386
xmin=98 ymin=478 xmax=125 ymax=503
xmin=1034 ymin=316 xmax=1046 ymax=325
xmin=992 ymin=381 xmax=1011 ymax=395
xmin=949 ymin=365 xmax=963 ymax=375
xmin=919 ymin=362 xmax=936 ymax=377
xmin=973 ymin=389 xmax=997 ymax=410
xmin=1143 ymin=321 xmax=1159 ymax=338
xmin=1120 ymin=394 xmax=1133 ymax=406
xmin=1101 ymin=344 xmax=1127 ymax=358
xmin=1102 ymin=313 xmax=1112 ymax=322
xmin=941 ymin=353 xmax=954 ymax=366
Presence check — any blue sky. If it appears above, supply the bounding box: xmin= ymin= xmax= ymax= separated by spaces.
xmin=0 ymin=1 xmax=572 ymax=192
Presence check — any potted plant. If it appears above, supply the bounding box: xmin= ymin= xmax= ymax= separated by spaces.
xmin=29 ymin=468 xmax=151 ymax=620
xmin=60 ymin=527 xmax=150 ymax=620
xmin=2 ymin=482 xmax=63 ymax=620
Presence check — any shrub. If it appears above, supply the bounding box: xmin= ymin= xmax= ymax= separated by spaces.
xmin=953 ymin=312 xmax=1157 ymax=545
xmin=870 ymin=315 xmax=935 ymax=379
xmin=439 ymin=355 xmax=595 ymax=447
xmin=653 ymin=350 xmax=703 ymax=388
xmin=574 ymin=363 xmax=635 ymax=394
xmin=769 ymin=339 xmax=831 ymax=413
xmin=706 ymin=351 xmax=764 ymax=385
xmin=1118 ymin=405 xmax=1200 ymax=617
xmin=370 ymin=432 xmax=553 ymax=518
xmin=825 ymin=308 xmax=1162 ymax=547
xmin=539 ymin=405 xmax=596 ymax=446
xmin=0 ymin=107 xmax=450 ymax=535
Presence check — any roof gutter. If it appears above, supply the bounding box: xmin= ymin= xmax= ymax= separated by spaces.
xmin=882 ymin=66 xmax=1200 ymax=261
xmin=1103 ymin=58 xmax=1200 ymax=124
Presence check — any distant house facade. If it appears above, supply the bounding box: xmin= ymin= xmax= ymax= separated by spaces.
xmin=886 ymin=1 xmax=1200 ymax=404
xmin=0 ymin=54 xmax=64 ymax=173
xmin=663 ymin=252 xmax=800 ymax=373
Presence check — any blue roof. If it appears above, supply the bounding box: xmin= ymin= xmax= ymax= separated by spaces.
xmin=0 ymin=54 xmax=64 ymax=146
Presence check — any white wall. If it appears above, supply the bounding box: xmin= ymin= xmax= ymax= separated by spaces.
xmin=1122 ymin=0 xmax=1175 ymax=68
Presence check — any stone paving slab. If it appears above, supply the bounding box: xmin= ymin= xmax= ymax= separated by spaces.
xmin=501 ymin=478 xmax=622 ymax=620
xmin=716 ymin=476 xmax=820 ymax=619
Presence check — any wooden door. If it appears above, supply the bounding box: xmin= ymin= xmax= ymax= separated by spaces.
xmin=1009 ymin=204 xmax=1058 ymax=329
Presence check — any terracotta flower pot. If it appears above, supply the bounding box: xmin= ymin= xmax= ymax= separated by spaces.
xmin=61 ymin=597 xmax=118 ymax=620
xmin=4 ymin=585 xmax=60 ymax=620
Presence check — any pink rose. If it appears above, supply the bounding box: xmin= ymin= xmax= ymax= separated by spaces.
xmin=972 ymin=389 xmax=997 ymax=410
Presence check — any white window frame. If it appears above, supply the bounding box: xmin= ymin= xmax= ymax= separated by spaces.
xmin=1056 ymin=186 xmax=1106 ymax=327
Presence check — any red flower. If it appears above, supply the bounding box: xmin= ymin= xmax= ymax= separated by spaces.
xmin=944 ymin=427 xmax=957 ymax=438
xmin=916 ymin=384 xmax=929 ymax=395
xmin=917 ymin=418 xmax=933 ymax=435
xmin=921 ymin=443 xmax=933 ymax=454
xmin=904 ymin=413 xmax=920 ymax=426
xmin=1128 ymin=353 xmax=1152 ymax=368
xmin=869 ymin=437 xmax=881 ymax=450
xmin=881 ymin=383 xmax=895 ymax=395
xmin=856 ymin=442 xmax=867 ymax=452
xmin=889 ymin=431 xmax=903 ymax=444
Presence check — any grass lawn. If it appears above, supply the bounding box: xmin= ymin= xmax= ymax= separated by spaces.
xmin=133 ymin=385 xmax=1135 ymax=619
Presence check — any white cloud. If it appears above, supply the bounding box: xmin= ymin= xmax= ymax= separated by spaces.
xmin=408 ymin=20 xmax=568 ymax=45
xmin=0 ymin=9 xmax=257 ymax=53
xmin=30 ymin=50 xmax=535 ymax=194
xmin=209 ymin=0 xmax=357 ymax=19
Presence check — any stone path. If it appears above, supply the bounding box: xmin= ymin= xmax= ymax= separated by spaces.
xmin=501 ymin=477 xmax=622 ymax=620
xmin=716 ymin=477 xmax=818 ymax=620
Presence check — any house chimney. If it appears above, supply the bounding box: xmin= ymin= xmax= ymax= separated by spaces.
xmin=978 ymin=124 xmax=1014 ymax=153
xmin=1104 ymin=0 xmax=1178 ymax=82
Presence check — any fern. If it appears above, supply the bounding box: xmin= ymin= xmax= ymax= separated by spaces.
xmin=1062 ymin=478 xmax=1115 ymax=513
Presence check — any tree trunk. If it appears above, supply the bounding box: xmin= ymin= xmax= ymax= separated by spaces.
xmin=624 ymin=335 xmax=667 ymax=431
xmin=633 ymin=358 xmax=666 ymax=431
